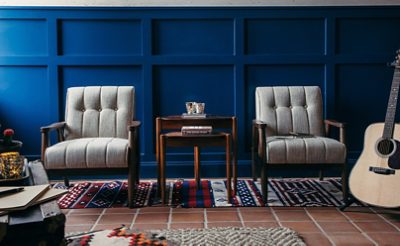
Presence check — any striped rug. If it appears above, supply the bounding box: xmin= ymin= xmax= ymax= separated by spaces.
xmin=55 ymin=178 xmax=346 ymax=209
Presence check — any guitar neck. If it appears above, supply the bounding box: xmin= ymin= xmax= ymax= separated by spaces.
xmin=383 ymin=67 xmax=400 ymax=139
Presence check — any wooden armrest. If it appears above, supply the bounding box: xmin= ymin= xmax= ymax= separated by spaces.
xmin=252 ymin=119 xmax=267 ymax=129
xmin=324 ymin=119 xmax=346 ymax=144
xmin=325 ymin=119 xmax=346 ymax=129
xmin=40 ymin=122 xmax=66 ymax=133
xmin=128 ymin=120 xmax=141 ymax=131
xmin=41 ymin=122 xmax=66 ymax=161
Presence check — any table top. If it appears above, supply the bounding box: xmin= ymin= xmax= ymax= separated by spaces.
xmin=162 ymin=131 xmax=230 ymax=138
xmin=156 ymin=115 xmax=237 ymax=130
xmin=158 ymin=115 xmax=235 ymax=120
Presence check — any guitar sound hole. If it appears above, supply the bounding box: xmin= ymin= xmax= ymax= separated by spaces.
xmin=377 ymin=139 xmax=395 ymax=156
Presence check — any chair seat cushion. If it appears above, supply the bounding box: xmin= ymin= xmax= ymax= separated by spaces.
xmin=266 ymin=136 xmax=346 ymax=164
xmin=44 ymin=138 xmax=128 ymax=169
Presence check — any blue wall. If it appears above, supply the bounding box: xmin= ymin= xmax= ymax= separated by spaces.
xmin=1 ymin=6 xmax=400 ymax=178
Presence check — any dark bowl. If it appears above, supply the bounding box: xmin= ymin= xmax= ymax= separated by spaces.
xmin=0 ymin=140 xmax=22 ymax=153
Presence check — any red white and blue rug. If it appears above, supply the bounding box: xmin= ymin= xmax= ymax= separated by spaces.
xmin=55 ymin=178 xmax=346 ymax=209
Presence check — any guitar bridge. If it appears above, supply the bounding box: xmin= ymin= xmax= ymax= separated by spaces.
xmin=369 ymin=166 xmax=396 ymax=175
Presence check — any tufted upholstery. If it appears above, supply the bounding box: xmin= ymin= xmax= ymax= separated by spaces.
xmin=45 ymin=138 xmax=128 ymax=169
xmin=255 ymin=86 xmax=345 ymax=164
xmin=252 ymin=86 xmax=347 ymax=202
xmin=44 ymin=86 xmax=135 ymax=169
xmin=266 ymin=136 xmax=346 ymax=164
xmin=41 ymin=86 xmax=140 ymax=207
xmin=64 ymin=86 xmax=134 ymax=140
xmin=255 ymin=86 xmax=324 ymax=137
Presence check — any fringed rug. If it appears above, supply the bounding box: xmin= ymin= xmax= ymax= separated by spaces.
xmin=66 ymin=226 xmax=306 ymax=246
xmin=153 ymin=227 xmax=306 ymax=246
xmin=55 ymin=178 xmax=346 ymax=208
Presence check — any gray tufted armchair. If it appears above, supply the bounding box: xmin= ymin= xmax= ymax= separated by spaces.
xmin=41 ymin=86 xmax=140 ymax=208
xmin=252 ymin=86 xmax=347 ymax=203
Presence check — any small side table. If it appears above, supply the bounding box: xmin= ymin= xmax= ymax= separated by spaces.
xmin=156 ymin=116 xmax=237 ymax=204
xmin=159 ymin=132 xmax=231 ymax=204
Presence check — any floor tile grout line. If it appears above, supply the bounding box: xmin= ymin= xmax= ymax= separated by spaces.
xmin=237 ymin=207 xmax=245 ymax=227
xmin=139 ymin=211 xmax=173 ymax=214
xmin=129 ymin=208 xmax=140 ymax=229
xmin=89 ymin=208 xmax=107 ymax=231
xmin=167 ymin=207 xmax=172 ymax=229
xmin=271 ymin=207 xmax=310 ymax=225
xmin=204 ymin=208 xmax=208 ymax=229
xmin=304 ymin=208 xmax=336 ymax=246
xmin=338 ymin=208 xmax=378 ymax=246
xmin=370 ymin=207 xmax=400 ymax=232
xmin=270 ymin=207 xmax=282 ymax=227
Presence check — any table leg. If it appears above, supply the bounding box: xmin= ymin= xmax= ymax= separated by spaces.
xmin=157 ymin=143 xmax=161 ymax=198
xmin=233 ymin=143 xmax=237 ymax=196
xmin=232 ymin=117 xmax=237 ymax=196
xmin=160 ymin=135 xmax=166 ymax=204
xmin=226 ymin=134 xmax=231 ymax=203
xmin=194 ymin=146 xmax=201 ymax=189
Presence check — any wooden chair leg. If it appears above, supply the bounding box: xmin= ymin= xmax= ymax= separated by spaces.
xmin=261 ymin=163 xmax=268 ymax=204
xmin=226 ymin=134 xmax=231 ymax=203
xmin=128 ymin=159 xmax=136 ymax=208
xmin=341 ymin=164 xmax=348 ymax=201
xmin=251 ymin=124 xmax=258 ymax=181
xmin=64 ymin=176 xmax=69 ymax=187
xmin=128 ymin=144 xmax=140 ymax=208
xmin=319 ymin=169 xmax=324 ymax=181
xmin=252 ymin=147 xmax=258 ymax=181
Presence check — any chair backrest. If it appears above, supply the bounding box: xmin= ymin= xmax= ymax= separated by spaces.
xmin=64 ymin=86 xmax=135 ymax=140
xmin=255 ymin=86 xmax=324 ymax=137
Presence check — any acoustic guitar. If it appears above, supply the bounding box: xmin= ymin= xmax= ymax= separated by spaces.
xmin=349 ymin=50 xmax=400 ymax=208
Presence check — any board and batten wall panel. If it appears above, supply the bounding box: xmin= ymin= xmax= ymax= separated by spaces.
xmin=0 ymin=7 xmax=400 ymax=178
xmin=336 ymin=18 xmax=400 ymax=55
xmin=245 ymin=18 xmax=325 ymax=55
xmin=59 ymin=19 xmax=142 ymax=56
xmin=0 ymin=19 xmax=48 ymax=56
xmin=153 ymin=19 xmax=234 ymax=55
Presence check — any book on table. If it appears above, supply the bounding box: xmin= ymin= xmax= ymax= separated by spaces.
xmin=0 ymin=184 xmax=68 ymax=213
xmin=181 ymin=113 xmax=207 ymax=118
xmin=181 ymin=126 xmax=213 ymax=135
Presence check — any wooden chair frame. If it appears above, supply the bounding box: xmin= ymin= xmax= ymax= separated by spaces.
xmin=40 ymin=120 xmax=141 ymax=208
xmin=252 ymin=119 xmax=348 ymax=203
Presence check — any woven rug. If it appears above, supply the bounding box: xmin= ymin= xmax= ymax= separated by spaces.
xmin=66 ymin=226 xmax=306 ymax=246
xmin=55 ymin=178 xmax=346 ymax=208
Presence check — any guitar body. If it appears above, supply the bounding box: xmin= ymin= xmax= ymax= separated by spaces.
xmin=349 ymin=123 xmax=400 ymax=207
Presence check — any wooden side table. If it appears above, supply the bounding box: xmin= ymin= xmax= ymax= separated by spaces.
xmin=155 ymin=116 xmax=237 ymax=204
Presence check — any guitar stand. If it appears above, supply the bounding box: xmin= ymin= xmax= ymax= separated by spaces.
xmin=339 ymin=195 xmax=358 ymax=211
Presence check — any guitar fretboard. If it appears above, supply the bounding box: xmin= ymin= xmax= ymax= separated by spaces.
xmin=383 ymin=67 xmax=400 ymax=139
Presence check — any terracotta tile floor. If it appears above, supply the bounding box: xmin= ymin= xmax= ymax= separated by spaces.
xmin=63 ymin=205 xmax=400 ymax=245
